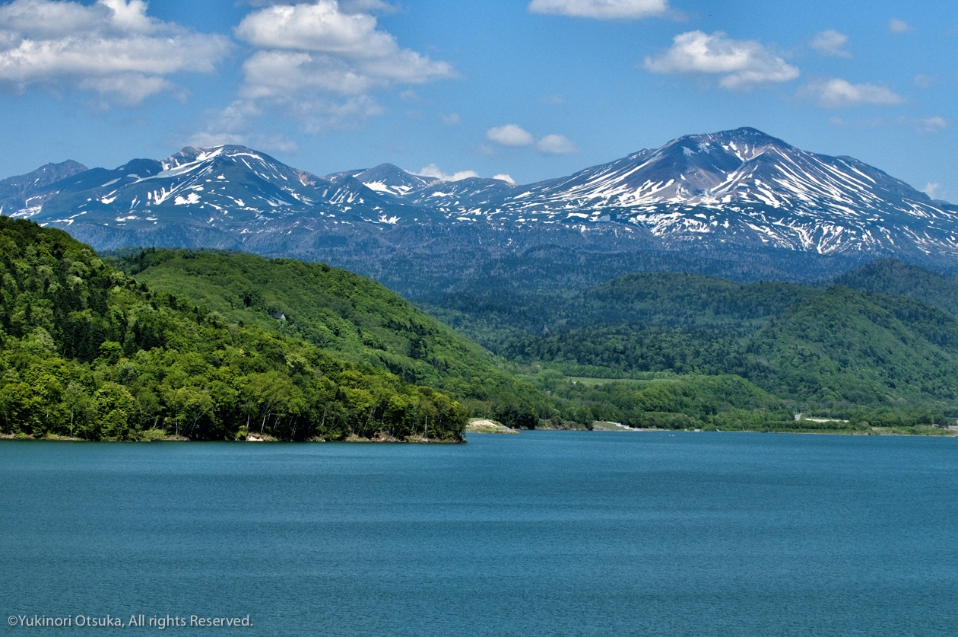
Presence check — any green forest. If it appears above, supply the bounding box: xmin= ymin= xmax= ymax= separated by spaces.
xmin=0 ymin=218 xmax=467 ymax=442
xmin=3 ymin=214 xmax=958 ymax=440
xmin=114 ymin=248 xmax=550 ymax=428
xmin=426 ymin=263 xmax=958 ymax=433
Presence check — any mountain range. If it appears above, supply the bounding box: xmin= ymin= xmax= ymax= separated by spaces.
xmin=5 ymin=127 xmax=958 ymax=277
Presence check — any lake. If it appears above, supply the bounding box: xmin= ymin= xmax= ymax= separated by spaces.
xmin=2 ymin=431 xmax=957 ymax=636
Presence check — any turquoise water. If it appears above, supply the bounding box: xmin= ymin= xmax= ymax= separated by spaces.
xmin=2 ymin=431 xmax=957 ymax=636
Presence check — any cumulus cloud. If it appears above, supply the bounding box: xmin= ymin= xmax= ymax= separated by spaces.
xmin=487 ymin=124 xmax=536 ymax=147
xmin=234 ymin=2 xmax=452 ymax=94
xmin=441 ymin=112 xmax=460 ymax=125
xmin=493 ymin=173 xmax=516 ymax=185
xmin=810 ymin=30 xmax=850 ymax=58
xmin=537 ymin=134 xmax=579 ymax=155
xmin=923 ymin=182 xmax=941 ymax=199
xmin=225 ymin=0 xmax=453 ymax=133
xmin=0 ymin=0 xmax=231 ymax=105
xmin=417 ymin=164 xmax=479 ymax=182
xmin=914 ymin=74 xmax=936 ymax=89
xmin=888 ymin=18 xmax=912 ymax=34
xmin=486 ymin=125 xmax=579 ymax=155
xmin=528 ymin=0 xmax=668 ymax=20
xmin=800 ymin=78 xmax=903 ymax=108
xmin=644 ymin=31 xmax=799 ymax=89
xmin=241 ymin=51 xmax=375 ymax=97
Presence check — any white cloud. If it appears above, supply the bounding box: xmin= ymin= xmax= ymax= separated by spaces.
xmin=285 ymin=94 xmax=385 ymax=132
xmin=810 ymin=30 xmax=850 ymax=58
xmin=914 ymin=74 xmax=936 ymax=89
xmin=80 ymin=74 xmax=177 ymax=106
xmin=888 ymin=18 xmax=912 ymax=34
xmin=487 ymin=124 xmax=535 ymax=147
xmin=234 ymin=2 xmax=452 ymax=88
xmin=801 ymin=78 xmax=903 ymax=108
xmin=230 ymin=0 xmax=454 ymax=132
xmin=537 ymin=134 xmax=579 ymax=155
xmin=528 ymin=0 xmax=668 ymax=20
xmin=493 ymin=173 xmax=516 ymax=185
xmin=486 ymin=125 xmax=579 ymax=155
xmin=441 ymin=112 xmax=460 ymax=125
xmin=241 ymin=51 xmax=373 ymax=97
xmin=923 ymin=182 xmax=941 ymax=199
xmin=898 ymin=116 xmax=948 ymax=133
xmin=417 ymin=164 xmax=479 ymax=182
xmin=237 ymin=2 xmax=388 ymax=55
xmin=186 ymin=100 xmax=299 ymax=153
xmin=0 ymin=0 xmax=231 ymax=105
xmin=644 ymin=31 xmax=799 ymax=89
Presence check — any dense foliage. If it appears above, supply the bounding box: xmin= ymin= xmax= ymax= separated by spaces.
xmin=428 ymin=263 xmax=958 ymax=431
xmin=833 ymin=258 xmax=958 ymax=317
xmin=427 ymin=273 xmax=817 ymax=352
xmin=3 ymin=216 xmax=951 ymax=438
xmin=0 ymin=218 xmax=466 ymax=441
xmin=535 ymin=374 xmax=797 ymax=431
xmin=114 ymin=249 xmax=550 ymax=429
xmin=748 ymin=286 xmax=958 ymax=403
xmin=331 ymin=244 xmax=867 ymax=303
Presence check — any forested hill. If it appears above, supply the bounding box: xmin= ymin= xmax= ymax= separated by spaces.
xmin=428 ymin=260 xmax=958 ymax=429
xmin=833 ymin=259 xmax=958 ymax=317
xmin=427 ymin=272 xmax=820 ymax=350
xmin=0 ymin=218 xmax=468 ymax=442
xmin=113 ymin=249 xmax=548 ymax=426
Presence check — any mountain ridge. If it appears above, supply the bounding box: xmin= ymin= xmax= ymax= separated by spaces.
xmin=6 ymin=127 xmax=958 ymax=276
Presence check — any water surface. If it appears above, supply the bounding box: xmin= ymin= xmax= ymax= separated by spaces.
xmin=2 ymin=432 xmax=956 ymax=636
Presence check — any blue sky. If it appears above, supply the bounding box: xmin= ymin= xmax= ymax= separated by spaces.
xmin=0 ymin=0 xmax=955 ymax=200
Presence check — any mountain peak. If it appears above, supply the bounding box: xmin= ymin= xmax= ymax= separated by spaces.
xmin=167 ymin=144 xmax=268 ymax=165
xmin=0 ymin=160 xmax=88 ymax=190
xmin=0 ymin=160 xmax=90 ymax=214
xmin=354 ymin=163 xmax=438 ymax=196
xmin=11 ymin=127 xmax=958 ymax=269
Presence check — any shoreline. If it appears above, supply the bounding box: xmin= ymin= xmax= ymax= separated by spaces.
xmin=464 ymin=419 xmax=519 ymax=435
xmin=4 ymin=426 xmax=955 ymax=442
xmin=0 ymin=432 xmax=466 ymax=444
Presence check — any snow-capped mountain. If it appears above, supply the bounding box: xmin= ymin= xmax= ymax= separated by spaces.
xmin=12 ymin=145 xmax=419 ymax=232
xmin=7 ymin=128 xmax=958 ymax=268
xmin=490 ymin=128 xmax=958 ymax=256
xmin=340 ymin=163 xmax=438 ymax=197
xmin=0 ymin=160 xmax=88 ymax=217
